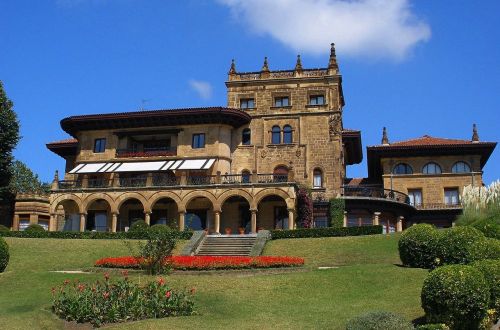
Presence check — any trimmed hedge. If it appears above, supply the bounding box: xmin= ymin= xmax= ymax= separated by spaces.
xmin=421 ymin=264 xmax=489 ymax=330
xmin=25 ymin=223 xmax=45 ymax=232
xmin=399 ymin=224 xmax=442 ymax=268
xmin=270 ymin=225 xmax=382 ymax=239
xmin=471 ymin=259 xmax=500 ymax=311
xmin=436 ymin=226 xmax=489 ymax=265
xmin=345 ymin=311 xmax=413 ymax=330
xmin=0 ymin=224 xmax=10 ymax=233
xmin=416 ymin=324 xmax=450 ymax=330
xmin=0 ymin=237 xmax=9 ymax=273
xmin=0 ymin=230 xmax=192 ymax=240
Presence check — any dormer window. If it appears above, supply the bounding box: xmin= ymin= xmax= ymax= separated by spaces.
xmin=309 ymin=95 xmax=325 ymax=105
xmin=393 ymin=163 xmax=413 ymax=175
xmin=274 ymin=96 xmax=289 ymax=107
xmin=240 ymin=98 xmax=255 ymax=109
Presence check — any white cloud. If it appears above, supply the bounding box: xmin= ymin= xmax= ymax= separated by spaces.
xmin=189 ymin=80 xmax=213 ymax=100
xmin=218 ymin=0 xmax=431 ymax=60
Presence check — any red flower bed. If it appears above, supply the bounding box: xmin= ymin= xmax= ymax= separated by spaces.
xmin=95 ymin=256 xmax=304 ymax=270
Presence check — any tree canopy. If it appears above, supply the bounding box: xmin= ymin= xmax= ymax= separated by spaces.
xmin=9 ymin=160 xmax=50 ymax=195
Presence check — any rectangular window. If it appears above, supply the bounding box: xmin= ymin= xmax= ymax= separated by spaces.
xmin=444 ymin=188 xmax=460 ymax=206
xmin=313 ymin=217 xmax=328 ymax=228
xmin=274 ymin=96 xmax=289 ymax=107
xmin=240 ymin=98 xmax=255 ymax=109
xmin=408 ymin=189 xmax=423 ymax=207
xmin=309 ymin=95 xmax=325 ymax=105
xmin=192 ymin=133 xmax=205 ymax=149
xmin=93 ymin=138 xmax=106 ymax=153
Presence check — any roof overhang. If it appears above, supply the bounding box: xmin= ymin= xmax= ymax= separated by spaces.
xmin=367 ymin=142 xmax=497 ymax=179
xmin=342 ymin=130 xmax=363 ymax=165
xmin=61 ymin=107 xmax=251 ymax=137
xmin=46 ymin=140 xmax=78 ymax=157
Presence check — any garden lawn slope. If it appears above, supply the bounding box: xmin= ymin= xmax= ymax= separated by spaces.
xmin=0 ymin=234 xmax=426 ymax=329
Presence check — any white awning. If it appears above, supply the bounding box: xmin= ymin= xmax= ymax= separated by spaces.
xmin=68 ymin=159 xmax=216 ymax=174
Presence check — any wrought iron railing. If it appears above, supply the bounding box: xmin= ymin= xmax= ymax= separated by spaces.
xmin=414 ymin=203 xmax=462 ymax=210
xmin=257 ymin=174 xmax=288 ymax=183
xmin=221 ymin=174 xmax=251 ymax=184
xmin=187 ymin=175 xmax=217 ymax=185
xmin=342 ymin=185 xmax=411 ymax=204
xmin=88 ymin=178 xmax=109 ymax=188
xmin=119 ymin=177 xmax=147 ymax=187
xmin=152 ymin=175 xmax=181 ymax=187
xmin=58 ymin=180 xmax=82 ymax=189
xmin=116 ymin=147 xmax=177 ymax=158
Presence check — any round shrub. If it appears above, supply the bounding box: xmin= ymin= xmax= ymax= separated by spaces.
xmin=398 ymin=224 xmax=440 ymax=268
xmin=0 ymin=224 xmax=10 ymax=233
xmin=472 ymin=218 xmax=500 ymax=240
xmin=471 ymin=259 xmax=500 ymax=311
xmin=475 ymin=237 xmax=500 ymax=260
xmin=25 ymin=224 xmax=45 ymax=232
xmin=421 ymin=264 xmax=489 ymax=329
xmin=346 ymin=311 xmax=413 ymax=330
xmin=149 ymin=224 xmax=172 ymax=234
xmin=416 ymin=324 xmax=449 ymax=330
xmin=0 ymin=237 xmax=9 ymax=273
xmin=129 ymin=219 xmax=149 ymax=233
xmin=435 ymin=226 xmax=486 ymax=265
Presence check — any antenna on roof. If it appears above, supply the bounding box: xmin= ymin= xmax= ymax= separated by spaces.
xmin=140 ymin=99 xmax=151 ymax=111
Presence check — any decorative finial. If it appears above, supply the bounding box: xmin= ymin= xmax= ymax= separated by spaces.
xmin=382 ymin=127 xmax=389 ymax=145
xmin=295 ymin=54 xmax=303 ymax=71
xmin=472 ymin=123 xmax=479 ymax=142
xmin=328 ymin=42 xmax=339 ymax=71
xmin=54 ymin=170 xmax=59 ymax=182
xmin=261 ymin=56 xmax=270 ymax=72
xmin=229 ymin=59 xmax=236 ymax=75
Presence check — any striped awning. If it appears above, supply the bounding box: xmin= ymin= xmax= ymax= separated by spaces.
xmin=69 ymin=159 xmax=216 ymax=174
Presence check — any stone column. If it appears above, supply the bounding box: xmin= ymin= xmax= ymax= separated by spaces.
xmin=111 ymin=213 xmax=118 ymax=233
xmin=180 ymin=172 xmax=187 ymax=186
xmin=343 ymin=211 xmax=347 ymax=227
xmin=178 ymin=211 xmax=185 ymax=231
xmin=250 ymin=209 xmax=257 ymax=233
xmin=146 ymin=173 xmax=153 ymax=187
xmin=82 ymin=174 xmax=89 ymax=189
xmin=113 ymin=173 xmax=120 ymax=188
xmin=144 ymin=212 xmax=151 ymax=226
xmin=13 ymin=214 xmax=20 ymax=231
xmin=397 ymin=216 xmax=404 ymax=232
xmin=288 ymin=208 xmax=294 ymax=230
xmin=214 ymin=211 xmax=221 ymax=234
xmin=29 ymin=214 xmax=39 ymax=225
xmin=79 ymin=213 xmax=87 ymax=232
xmin=49 ymin=214 xmax=56 ymax=232
xmin=373 ymin=212 xmax=381 ymax=226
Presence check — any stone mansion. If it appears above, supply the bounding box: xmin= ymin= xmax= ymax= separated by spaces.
xmin=10 ymin=44 xmax=497 ymax=233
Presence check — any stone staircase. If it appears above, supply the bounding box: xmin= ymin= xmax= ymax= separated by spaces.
xmin=196 ymin=235 xmax=257 ymax=256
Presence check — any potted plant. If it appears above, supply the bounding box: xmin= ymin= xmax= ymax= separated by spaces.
xmin=224 ymin=227 xmax=232 ymax=235
xmin=238 ymin=227 xmax=245 ymax=235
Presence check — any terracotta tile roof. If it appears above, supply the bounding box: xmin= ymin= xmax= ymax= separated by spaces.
xmin=46 ymin=138 xmax=78 ymax=146
xmin=389 ymin=135 xmax=475 ymax=147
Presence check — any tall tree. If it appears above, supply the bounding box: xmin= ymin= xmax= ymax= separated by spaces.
xmin=9 ymin=160 xmax=50 ymax=195
xmin=0 ymin=81 xmax=20 ymax=225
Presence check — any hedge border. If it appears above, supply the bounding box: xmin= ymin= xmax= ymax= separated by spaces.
xmin=0 ymin=230 xmax=193 ymax=240
xmin=270 ymin=225 xmax=382 ymax=239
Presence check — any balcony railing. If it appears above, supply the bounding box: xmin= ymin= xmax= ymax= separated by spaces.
xmin=116 ymin=147 xmax=177 ymax=158
xmin=342 ymin=185 xmax=411 ymax=204
xmin=414 ymin=203 xmax=462 ymax=210
xmin=55 ymin=173 xmax=292 ymax=191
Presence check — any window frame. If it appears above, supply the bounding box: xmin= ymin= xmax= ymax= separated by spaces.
xmin=422 ymin=162 xmax=442 ymax=175
xmin=191 ymin=133 xmax=206 ymax=149
xmin=408 ymin=189 xmax=423 ymax=207
xmin=240 ymin=98 xmax=255 ymax=109
xmin=444 ymin=188 xmax=460 ymax=205
xmin=242 ymin=128 xmax=251 ymax=146
xmin=392 ymin=163 xmax=413 ymax=175
xmin=283 ymin=125 xmax=293 ymax=144
xmin=313 ymin=169 xmax=323 ymax=188
xmin=93 ymin=138 xmax=106 ymax=153
xmin=271 ymin=125 xmax=281 ymax=144
xmin=309 ymin=94 xmax=325 ymax=106
xmin=274 ymin=96 xmax=290 ymax=107
xmin=451 ymin=161 xmax=471 ymax=173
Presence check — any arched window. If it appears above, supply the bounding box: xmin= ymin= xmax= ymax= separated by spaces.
xmin=242 ymin=128 xmax=251 ymax=145
xmin=273 ymin=166 xmax=288 ymax=183
xmin=452 ymin=161 xmax=471 ymax=173
xmin=423 ymin=162 xmax=442 ymax=174
xmin=313 ymin=168 xmax=323 ymax=188
xmin=392 ymin=163 xmax=413 ymax=175
xmin=271 ymin=125 xmax=281 ymax=144
xmin=241 ymin=170 xmax=251 ymax=183
xmin=283 ymin=125 xmax=293 ymax=144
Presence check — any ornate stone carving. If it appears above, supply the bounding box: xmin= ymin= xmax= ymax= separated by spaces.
xmin=261 ymin=150 xmax=267 ymax=158
xmin=295 ymin=149 xmax=301 ymax=158
xmin=329 ymin=113 xmax=341 ymax=140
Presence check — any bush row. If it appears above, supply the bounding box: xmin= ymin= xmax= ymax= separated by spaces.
xmin=398 ymin=224 xmax=500 ymax=269
xmin=270 ymin=225 xmax=382 ymax=239
xmin=0 ymin=237 xmax=9 ymax=273
xmin=0 ymin=229 xmax=192 ymax=240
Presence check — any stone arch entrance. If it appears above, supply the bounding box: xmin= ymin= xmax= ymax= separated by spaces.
xmin=53 ymin=198 xmax=81 ymax=232
xmin=220 ymin=196 xmax=252 ymax=234
xmin=118 ymin=198 xmax=146 ymax=232
xmin=86 ymin=198 xmax=112 ymax=232
xmin=184 ymin=195 xmax=215 ymax=233
xmin=150 ymin=197 xmax=179 ymax=229
xmin=257 ymin=194 xmax=293 ymax=230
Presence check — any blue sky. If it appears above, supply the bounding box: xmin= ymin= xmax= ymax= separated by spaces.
xmin=1 ymin=0 xmax=499 ymax=184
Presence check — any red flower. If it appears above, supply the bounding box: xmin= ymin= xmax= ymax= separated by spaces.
xmin=104 ymin=272 xmax=110 ymax=281
xmin=63 ymin=279 xmax=70 ymax=285
xmin=121 ymin=270 xmax=129 ymax=279
xmin=157 ymin=277 xmax=165 ymax=286
xmin=103 ymin=292 xmax=110 ymax=299
xmin=190 ymin=287 xmax=196 ymax=295
xmin=77 ymin=284 xmax=85 ymax=292
xmin=165 ymin=290 xmax=171 ymax=299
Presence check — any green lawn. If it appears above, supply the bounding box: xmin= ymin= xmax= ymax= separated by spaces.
xmin=0 ymin=234 xmax=427 ymax=329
